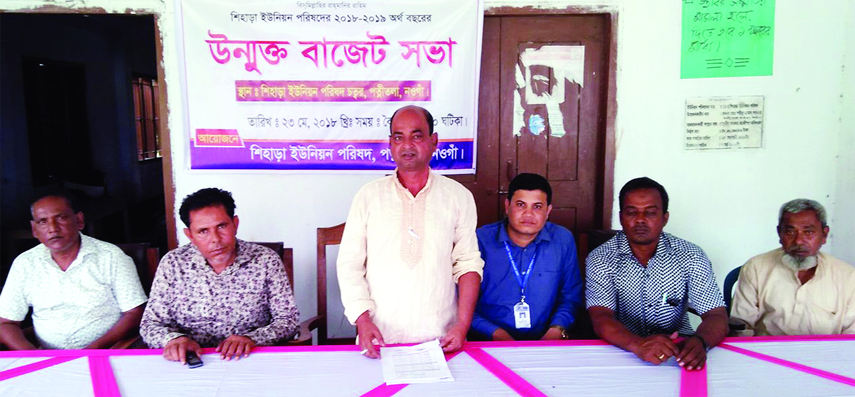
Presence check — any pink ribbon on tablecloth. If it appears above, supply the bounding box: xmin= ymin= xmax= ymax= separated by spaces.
xmin=680 ymin=366 xmax=708 ymax=397
xmin=719 ymin=343 xmax=855 ymax=387
xmin=465 ymin=347 xmax=547 ymax=397
xmin=0 ymin=356 xmax=79 ymax=381
xmin=88 ymin=356 xmax=121 ymax=397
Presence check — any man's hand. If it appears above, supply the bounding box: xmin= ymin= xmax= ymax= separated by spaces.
xmin=629 ymin=332 xmax=679 ymax=365
xmin=163 ymin=336 xmax=202 ymax=364
xmin=541 ymin=326 xmax=564 ymax=341
xmin=440 ymin=324 xmax=467 ymax=353
xmin=676 ymin=335 xmax=707 ymax=370
xmin=492 ymin=328 xmax=515 ymax=341
xmin=356 ymin=311 xmax=385 ymax=359
xmin=216 ymin=335 xmax=256 ymax=361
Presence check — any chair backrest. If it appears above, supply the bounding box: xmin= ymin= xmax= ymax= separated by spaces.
xmin=723 ymin=265 xmax=742 ymax=315
xmin=252 ymin=242 xmax=295 ymax=292
xmin=116 ymin=243 xmax=160 ymax=296
xmin=317 ymin=223 xmax=346 ymax=345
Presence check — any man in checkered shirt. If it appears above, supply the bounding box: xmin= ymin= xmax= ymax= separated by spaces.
xmin=586 ymin=177 xmax=728 ymax=370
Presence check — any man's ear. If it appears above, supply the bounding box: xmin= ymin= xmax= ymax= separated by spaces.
xmin=76 ymin=212 xmax=85 ymax=231
xmin=546 ymin=204 xmax=553 ymax=218
xmin=233 ymin=215 xmax=240 ymax=232
xmin=662 ymin=211 xmax=670 ymax=227
xmin=183 ymin=227 xmax=192 ymax=241
xmin=504 ymin=199 xmax=511 ymax=216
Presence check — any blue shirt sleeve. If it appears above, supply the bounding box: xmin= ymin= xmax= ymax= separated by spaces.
xmin=471 ymin=232 xmax=501 ymax=338
xmin=548 ymin=237 xmax=583 ymax=329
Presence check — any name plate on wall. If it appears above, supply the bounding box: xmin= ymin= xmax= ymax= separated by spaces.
xmin=685 ymin=96 xmax=764 ymax=150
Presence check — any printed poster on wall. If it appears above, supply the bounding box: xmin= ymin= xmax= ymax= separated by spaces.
xmin=179 ymin=0 xmax=483 ymax=172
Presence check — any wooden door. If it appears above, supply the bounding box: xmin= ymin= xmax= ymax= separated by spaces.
xmin=453 ymin=15 xmax=611 ymax=236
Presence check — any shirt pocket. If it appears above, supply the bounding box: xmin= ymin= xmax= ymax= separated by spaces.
xmin=228 ymin=284 xmax=268 ymax=323
xmin=805 ymin=298 xmax=840 ymax=334
xmin=651 ymin=285 xmax=687 ymax=328
xmin=73 ymin=274 xmax=115 ymax=309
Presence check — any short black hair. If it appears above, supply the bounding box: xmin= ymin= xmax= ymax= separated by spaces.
xmin=30 ymin=188 xmax=82 ymax=218
xmin=389 ymin=106 xmax=434 ymax=135
xmin=619 ymin=177 xmax=669 ymax=213
xmin=179 ymin=188 xmax=236 ymax=227
xmin=507 ymin=173 xmax=553 ymax=205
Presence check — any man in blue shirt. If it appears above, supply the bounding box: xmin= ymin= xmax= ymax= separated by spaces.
xmin=470 ymin=173 xmax=583 ymax=341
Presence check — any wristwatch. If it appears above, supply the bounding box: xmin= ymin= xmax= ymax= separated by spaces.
xmin=550 ymin=325 xmax=569 ymax=339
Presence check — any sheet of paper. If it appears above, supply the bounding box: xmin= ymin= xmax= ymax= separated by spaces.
xmin=546 ymin=99 xmax=566 ymax=137
xmin=513 ymin=90 xmax=524 ymax=136
xmin=380 ymin=339 xmax=454 ymax=385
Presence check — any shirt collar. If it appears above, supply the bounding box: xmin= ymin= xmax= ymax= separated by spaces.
xmin=616 ymin=230 xmax=672 ymax=261
xmin=497 ymin=219 xmax=552 ymax=248
xmin=187 ymin=238 xmax=249 ymax=273
xmin=391 ymin=168 xmax=434 ymax=199
xmin=37 ymin=232 xmax=88 ymax=267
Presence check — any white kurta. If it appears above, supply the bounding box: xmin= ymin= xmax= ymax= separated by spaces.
xmin=337 ymin=171 xmax=484 ymax=344
xmin=732 ymin=248 xmax=855 ymax=335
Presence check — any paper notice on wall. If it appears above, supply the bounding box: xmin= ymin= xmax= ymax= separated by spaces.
xmin=685 ymin=96 xmax=764 ymax=150
xmin=513 ymin=90 xmax=524 ymax=136
xmin=519 ymin=45 xmax=584 ymax=105
xmin=681 ymin=0 xmax=775 ymax=78
xmin=546 ymin=100 xmax=565 ymax=137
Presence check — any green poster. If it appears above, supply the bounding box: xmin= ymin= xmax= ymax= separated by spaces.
xmin=681 ymin=0 xmax=775 ymax=79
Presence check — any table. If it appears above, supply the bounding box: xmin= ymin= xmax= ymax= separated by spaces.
xmin=1 ymin=335 xmax=853 ymax=396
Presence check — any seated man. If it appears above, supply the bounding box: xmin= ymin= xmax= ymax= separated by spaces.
xmin=140 ymin=188 xmax=299 ymax=363
xmin=470 ymin=173 xmax=583 ymax=341
xmin=731 ymin=199 xmax=855 ymax=335
xmin=586 ymin=177 xmax=727 ymax=370
xmin=0 ymin=191 xmax=147 ymax=349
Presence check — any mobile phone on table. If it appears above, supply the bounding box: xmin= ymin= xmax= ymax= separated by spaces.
xmin=186 ymin=351 xmax=204 ymax=369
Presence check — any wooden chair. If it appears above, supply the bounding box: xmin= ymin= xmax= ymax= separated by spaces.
xmin=253 ymin=242 xmax=321 ymax=346
xmin=116 ymin=243 xmax=160 ymax=296
xmin=571 ymin=229 xmax=618 ymax=339
xmin=111 ymin=243 xmax=160 ymax=349
xmin=316 ymin=223 xmax=355 ymax=345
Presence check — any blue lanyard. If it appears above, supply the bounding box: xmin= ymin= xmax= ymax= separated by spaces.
xmin=503 ymin=241 xmax=537 ymax=302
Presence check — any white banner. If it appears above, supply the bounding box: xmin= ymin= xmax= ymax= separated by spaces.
xmin=179 ymin=0 xmax=483 ymax=172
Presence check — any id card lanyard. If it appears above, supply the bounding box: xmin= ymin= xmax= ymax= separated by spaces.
xmin=503 ymin=241 xmax=537 ymax=329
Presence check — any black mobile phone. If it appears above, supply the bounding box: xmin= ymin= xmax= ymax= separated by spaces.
xmin=186 ymin=351 xmax=204 ymax=369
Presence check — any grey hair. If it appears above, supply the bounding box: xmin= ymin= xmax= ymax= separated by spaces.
xmin=778 ymin=199 xmax=827 ymax=228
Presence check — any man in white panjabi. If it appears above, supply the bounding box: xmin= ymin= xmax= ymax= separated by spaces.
xmin=337 ymin=105 xmax=483 ymax=358
xmin=731 ymin=199 xmax=855 ymax=335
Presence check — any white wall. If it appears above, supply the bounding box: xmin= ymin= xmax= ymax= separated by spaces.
xmin=833 ymin=2 xmax=855 ymax=264
xmin=3 ymin=0 xmax=853 ymax=329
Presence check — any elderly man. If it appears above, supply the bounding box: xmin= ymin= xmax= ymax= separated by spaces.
xmin=337 ymin=105 xmax=483 ymax=358
xmin=731 ymin=199 xmax=855 ymax=335
xmin=141 ymin=188 xmax=299 ymax=363
xmin=0 ymin=191 xmax=147 ymax=350
xmin=586 ymin=177 xmax=728 ymax=370
xmin=470 ymin=173 xmax=583 ymax=341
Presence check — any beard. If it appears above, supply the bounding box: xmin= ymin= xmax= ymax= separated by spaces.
xmin=781 ymin=253 xmax=818 ymax=271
